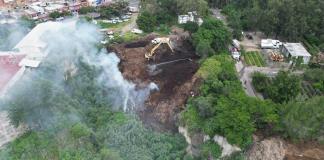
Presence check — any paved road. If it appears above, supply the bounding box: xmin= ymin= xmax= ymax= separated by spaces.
xmin=237 ymin=63 xmax=281 ymax=98
xmin=120 ymin=0 xmax=139 ymax=34
xmin=236 ymin=61 xmax=304 ymax=98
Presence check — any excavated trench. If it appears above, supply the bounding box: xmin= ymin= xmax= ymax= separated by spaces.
xmin=109 ymin=35 xmax=200 ymax=132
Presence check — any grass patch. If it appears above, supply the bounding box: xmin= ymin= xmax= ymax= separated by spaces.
xmin=244 ymin=51 xmax=265 ymax=67
xmin=97 ymin=20 xmax=130 ymax=29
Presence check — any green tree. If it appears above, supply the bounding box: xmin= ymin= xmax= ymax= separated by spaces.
xmin=183 ymin=21 xmax=199 ymax=34
xmin=176 ymin=0 xmax=209 ymax=16
xmin=252 ymin=72 xmax=269 ymax=92
xmin=193 ymin=18 xmax=231 ymax=53
xmin=195 ymin=40 xmax=215 ymax=57
xmin=49 ymin=11 xmax=62 ymax=19
xmin=200 ymin=140 xmax=221 ymax=159
xmin=280 ymin=96 xmax=324 ymax=142
xmin=79 ymin=6 xmax=95 ymax=15
xmin=266 ymin=71 xmax=301 ymax=103
xmin=136 ymin=11 xmax=157 ymax=32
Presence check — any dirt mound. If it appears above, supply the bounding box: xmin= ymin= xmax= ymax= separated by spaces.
xmin=247 ymin=137 xmax=286 ymax=160
xmin=246 ymin=135 xmax=324 ymax=160
xmin=110 ymin=35 xmax=200 ymax=132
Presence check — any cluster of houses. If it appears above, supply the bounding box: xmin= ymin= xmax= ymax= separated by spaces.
xmin=22 ymin=1 xmax=88 ymax=20
xmin=0 ymin=0 xmax=122 ymax=21
xmin=229 ymin=38 xmax=312 ymax=65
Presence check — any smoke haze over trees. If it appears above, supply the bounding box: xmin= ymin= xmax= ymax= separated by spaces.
xmin=0 ymin=20 xmax=186 ymax=159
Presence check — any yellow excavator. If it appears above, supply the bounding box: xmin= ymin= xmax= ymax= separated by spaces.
xmin=145 ymin=37 xmax=174 ymax=60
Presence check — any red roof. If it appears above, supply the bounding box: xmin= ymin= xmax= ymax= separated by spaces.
xmin=0 ymin=55 xmax=25 ymax=92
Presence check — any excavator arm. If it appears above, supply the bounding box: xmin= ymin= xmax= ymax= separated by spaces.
xmin=145 ymin=38 xmax=174 ymax=60
xmin=146 ymin=42 xmax=162 ymax=59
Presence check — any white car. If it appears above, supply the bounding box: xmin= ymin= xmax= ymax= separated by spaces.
xmin=231 ymin=51 xmax=241 ymax=60
xmin=122 ymin=15 xmax=131 ymax=19
xmin=108 ymin=35 xmax=114 ymax=39
xmin=103 ymin=20 xmax=113 ymax=23
xmin=100 ymin=40 xmax=108 ymax=44
xmin=131 ymin=29 xmax=143 ymax=34
xmin=106 ymin=30 xmax=114 ymax=35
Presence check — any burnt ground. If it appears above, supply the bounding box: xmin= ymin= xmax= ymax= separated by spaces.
xmin=110 ymin=35 xmax=200 ymax=132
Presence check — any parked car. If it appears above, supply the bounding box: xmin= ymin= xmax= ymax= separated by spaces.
xmin=131 ymin=28 xmax=143 ymax=34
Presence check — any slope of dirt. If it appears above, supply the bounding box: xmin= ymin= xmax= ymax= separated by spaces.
xmin=109 ymin=35 xmax=200 ymax=132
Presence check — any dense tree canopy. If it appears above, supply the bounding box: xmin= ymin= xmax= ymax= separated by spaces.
xmin=1 ymin=48 xmax=187 ymax=160
xmin=136 ymin=11 xmax=157 ymax=32
xmin=252 ymin=71 xmax=301 ymax=103
xmin=181 ymin=55 xmax=279 ymax=148
xmin=193 ymin=18 xmax=232 ymax=53
xmin=304 ymin=68 xmax=324 ymax=92
xmin=216 ymin=0 xmax=324 ymax=47
xmin=280 ymin=96 xmax=324 ymax=142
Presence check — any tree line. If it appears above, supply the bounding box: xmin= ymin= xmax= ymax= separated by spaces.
xmin=211 ymin=0 xmax=324 ymax=51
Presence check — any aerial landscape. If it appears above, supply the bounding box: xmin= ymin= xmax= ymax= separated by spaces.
xmin=0 ymin=0 xmax=323 ymax=159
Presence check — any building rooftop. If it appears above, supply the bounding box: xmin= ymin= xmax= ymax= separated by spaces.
xmin=283 ymin=43 xmax=311 ymax=57
xmin=0 ymin=54 xmax=25 ymax=93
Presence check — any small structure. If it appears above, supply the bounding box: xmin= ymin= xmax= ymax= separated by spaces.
xmin=178 ymin=11 xmax=203 ymax=25
xmin=128 ymin=6 xmax=138 ymax=13
xmin=261 ymin=39 xmax=282 ymax=49
xmin=281 ymin=43 xmax=311 ymax=64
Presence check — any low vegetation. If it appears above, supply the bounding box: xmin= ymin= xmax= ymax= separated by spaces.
xmin=49 ymin=11 xmax=72 ymax=19
xmin=243 ymin=51 xmax=265 ymax=67
xmin=78 ymin=1 xmax=128 ymax=19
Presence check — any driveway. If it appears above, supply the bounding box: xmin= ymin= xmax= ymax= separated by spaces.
xmin=120 ymin=13 xmax=138 ymax=34
xmin=236 ymin=61 xmax=282 ymax=98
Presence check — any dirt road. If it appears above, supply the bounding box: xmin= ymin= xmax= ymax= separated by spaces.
xmin=120 ymin=13 xmax=138 ymax=34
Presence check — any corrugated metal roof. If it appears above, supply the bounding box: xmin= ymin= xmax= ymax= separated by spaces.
xmin=283 ymin=43 xmax=311 ymax=57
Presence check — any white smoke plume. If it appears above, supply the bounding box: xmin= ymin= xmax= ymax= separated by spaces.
xmin=38 ymin=19 xmax=157 ymax=112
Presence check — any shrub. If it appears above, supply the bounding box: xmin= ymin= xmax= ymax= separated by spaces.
xmin=136 ymin=11 xmax=157 ymax=33
xmin=200 ymin=140 xmax=221 ymax=159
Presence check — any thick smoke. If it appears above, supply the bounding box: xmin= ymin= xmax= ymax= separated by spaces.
xmin=0 ymin=20 xmax=31 ymax=50
xmin=31 ymin=19 xmax=156 ymax=112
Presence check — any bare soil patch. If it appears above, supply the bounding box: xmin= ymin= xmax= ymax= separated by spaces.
xmin=109 ymin=35 xmax=200 ymax=132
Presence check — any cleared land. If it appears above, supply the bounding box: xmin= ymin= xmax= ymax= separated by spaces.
xmin=110 ymin=34 xmax=200 ymax=132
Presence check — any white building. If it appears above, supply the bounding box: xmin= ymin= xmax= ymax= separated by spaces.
xmin=178 ymin=11 xmax=203 ymax=25
xmin=281 ymin=43 xmax=311 ymax=64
